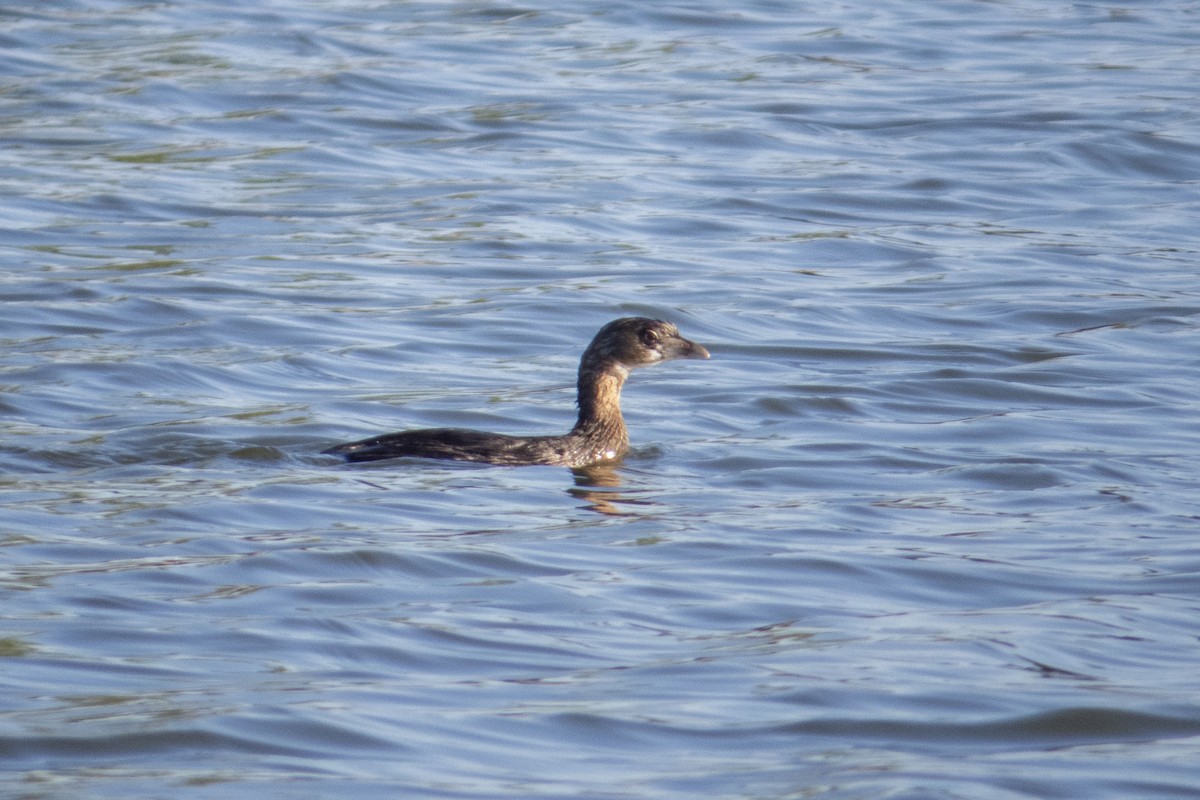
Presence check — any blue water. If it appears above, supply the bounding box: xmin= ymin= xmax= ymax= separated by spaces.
xmin=3 ymin=1 xmax=1200 ymax=798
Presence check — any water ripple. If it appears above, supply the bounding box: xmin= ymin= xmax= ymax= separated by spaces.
xmin=3 ymin=0 xmax=1200 ymax=797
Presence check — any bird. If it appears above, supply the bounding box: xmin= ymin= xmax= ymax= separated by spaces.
xmin=322 ymin=317 xmax=709 ymax=467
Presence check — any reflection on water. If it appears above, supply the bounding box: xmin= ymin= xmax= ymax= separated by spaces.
xmin=3 ymin=0 xmax=1200 ymax=798
xmin=569 ymin=463 xmax=631 ymax=515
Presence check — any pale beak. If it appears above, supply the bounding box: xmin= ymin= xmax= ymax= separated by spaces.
xmin=666 ymin=336 xmax=710 ymax=360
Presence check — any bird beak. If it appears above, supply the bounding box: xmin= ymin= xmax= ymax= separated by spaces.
xmin=667 ymin=336 xmax=710 ymax=361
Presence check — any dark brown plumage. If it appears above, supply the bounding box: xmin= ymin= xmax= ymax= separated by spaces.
xmin=322 ymin=317 xmax=709 ymax=467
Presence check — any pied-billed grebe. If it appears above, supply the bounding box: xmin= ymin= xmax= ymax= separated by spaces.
xmin=322 ymin=317 xmax=709 ymax=467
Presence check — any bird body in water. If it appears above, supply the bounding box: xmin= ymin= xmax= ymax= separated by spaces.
xmin=322 ymin=317 xmax=709 ymax=467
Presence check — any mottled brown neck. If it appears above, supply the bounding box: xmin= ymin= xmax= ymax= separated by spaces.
xmin=572 ymin=362 xmax=629 ymax=450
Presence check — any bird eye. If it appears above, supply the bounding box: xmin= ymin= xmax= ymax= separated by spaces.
xmin=640 ymin=328 xmax=661 ymax=347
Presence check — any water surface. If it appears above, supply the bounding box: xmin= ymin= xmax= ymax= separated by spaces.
xmin=3 ymin=1 xmax=1200 ymax=798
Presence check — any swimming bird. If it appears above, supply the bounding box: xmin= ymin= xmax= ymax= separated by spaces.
xmin=322 ymin=317 xmax=709 ymax=467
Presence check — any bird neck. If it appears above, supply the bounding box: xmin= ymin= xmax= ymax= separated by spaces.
xmin=572 ymin=362 xmax=629 ymax=446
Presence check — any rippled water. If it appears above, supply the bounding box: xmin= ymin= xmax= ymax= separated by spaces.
xmin=3 ymin=1 xmax=1200 ymax=797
